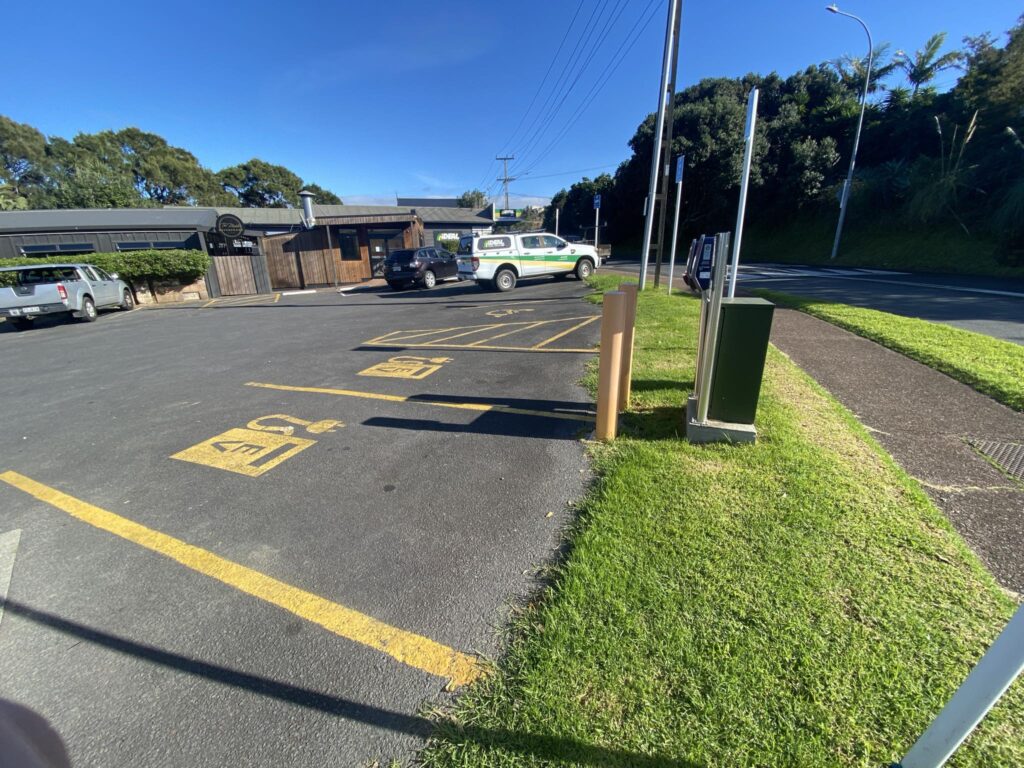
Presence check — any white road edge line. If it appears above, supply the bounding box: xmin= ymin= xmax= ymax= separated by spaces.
xmin=0 ymin=529 xmax=21 ymax=628
xmin=743 ymin=273 xmax=1024 ymax=299
xmin=281 ymin=289 xmax=318 ymax=296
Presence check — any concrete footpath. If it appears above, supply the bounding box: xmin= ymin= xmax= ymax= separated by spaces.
xmin=770 ymin=308 xmax=1024 ymax=595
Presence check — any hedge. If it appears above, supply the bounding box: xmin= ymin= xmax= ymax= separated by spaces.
xmin=0 ymin=249 xmax=209 ymax=289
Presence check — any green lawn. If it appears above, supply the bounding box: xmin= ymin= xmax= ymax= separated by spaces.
xmin=753 ymin=289 xmax=1024 ymax=413
xmin=420 ymin=276 xmax=1023 ymax=767
xmin=741 ymin=217 xmax=1024 ymax=279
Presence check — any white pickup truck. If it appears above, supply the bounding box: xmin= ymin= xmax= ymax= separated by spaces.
xmin=457 ymin=232 xmax=600 ymax=291
xmin=0 ymin=263 xmax=134 ymax=330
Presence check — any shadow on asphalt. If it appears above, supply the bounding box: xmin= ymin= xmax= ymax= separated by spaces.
xmin=4 ymin=600 xmax=699 ymax=768
xmin=408 ymin=393 xmax=593 ymax=415
xmin=362 ymin=415 xmax=586 ymax=441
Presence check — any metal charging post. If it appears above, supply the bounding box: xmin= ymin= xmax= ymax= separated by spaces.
xmin=728 ymin=88 xmax=758 ymax=299
xmin=696 ymin=233 xmax=729 ymax=425
xmin=895 ymin=604 xmax=1024 ymax=768
xmin=666 ymin=155 xmax=685 ymax=296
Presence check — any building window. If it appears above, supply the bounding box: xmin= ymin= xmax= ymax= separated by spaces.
xmin=58 ymin=243 xmax=95 ymax=253
xmin=334 ymin=228 xmax=361 ymax=261
xmin=117 ymin=242 xmax=152 ymax=250
xmin=20 ymin=244 xmax=59 ymax=255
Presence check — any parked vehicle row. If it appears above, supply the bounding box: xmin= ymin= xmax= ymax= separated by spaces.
xmin=384 ymin=247 xmax=459 ymax=291
xmin=0 ymin=263 xmax=134 ymax=330
xmin=456 ymin=232 xmax=600 ymax=291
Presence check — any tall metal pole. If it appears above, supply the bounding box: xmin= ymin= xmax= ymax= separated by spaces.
xmin=496 ymin=154 xmax=515 ymax=211
xmin=555 ymin=207 xmax=559 ymax=236
xmin=896 ymin=604 xmax=1024 ymax=768
xmin=727 ymin=87 xmax=759 ymax=298
xmin=666 ymin=155 xmax=684 ymax=295
xmin=639 ymin=0 xmax=681 ymax=290
xmin=827 ymin=5 xmax=873 ymax=260
xmin=653 ymin=1 xmax=683 ymax=289
xmin=594 ymin=205 xmax=600 ymax=249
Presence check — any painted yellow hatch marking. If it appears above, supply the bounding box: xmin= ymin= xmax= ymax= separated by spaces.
xmin=358 ymin=355 xmax=452 ymax=380
xmin=245 ymin=382 xmax=596 ymax=423
xmin=0 ymin=471 xmax=483 ymax=687
xmin=532 ymin=315 xmax=600 ymax=349
xmin=171 ymin=413 xmax=343 ymax=477
xmin=365 ymin=315 xmax=599 ymax=353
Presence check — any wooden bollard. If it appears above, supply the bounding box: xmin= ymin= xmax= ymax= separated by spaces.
xmin=596 ymin=291 xmax=626 ymax=441
xmin=617 ymin=282 xmax=638 ymax=412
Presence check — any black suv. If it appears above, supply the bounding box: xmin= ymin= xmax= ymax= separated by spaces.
xmin=384 ymin=247 xmax=458 ymax=291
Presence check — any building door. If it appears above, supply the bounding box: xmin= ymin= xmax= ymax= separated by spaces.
xmin=367 ymin=231 xmax=404 ymax=277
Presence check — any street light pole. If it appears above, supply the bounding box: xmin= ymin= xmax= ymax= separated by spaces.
xmin=827 ymin=3 xmax=873 ymax=261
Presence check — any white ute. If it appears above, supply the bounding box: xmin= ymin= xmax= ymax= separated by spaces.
xmin=457 ymin=232 xmax=599 ymax=291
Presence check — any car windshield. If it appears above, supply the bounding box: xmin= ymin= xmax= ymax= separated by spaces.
xmin=386 ymin=250 xmax=416 ymax=263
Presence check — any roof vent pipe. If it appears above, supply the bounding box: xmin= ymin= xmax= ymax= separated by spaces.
xmin=298 ymin=190 xmax=316 ymax=229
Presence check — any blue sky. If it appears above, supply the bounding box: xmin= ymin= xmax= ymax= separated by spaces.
xmin=3 ymin=1 xmax=1019 ymax=206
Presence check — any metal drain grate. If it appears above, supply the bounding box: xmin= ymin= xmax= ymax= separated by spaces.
xmin=968 ymin=439 xmax=1024 ymax=481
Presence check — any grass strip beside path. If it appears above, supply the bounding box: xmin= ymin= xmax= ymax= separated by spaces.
xmin=421 ymin=277 xmax=1022 ymax=767
xmin=753 ymin=289 xmax=1024 ymax=413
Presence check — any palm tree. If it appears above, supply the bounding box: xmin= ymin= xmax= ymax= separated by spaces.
xmin=895 ymin=32 xmax=965 ymax=95
xmin=832 ymin=43 xmax=897 ymax=95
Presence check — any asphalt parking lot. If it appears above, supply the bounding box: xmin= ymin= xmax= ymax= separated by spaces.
xmin=0 ymin=276 xmax=601 ymax=765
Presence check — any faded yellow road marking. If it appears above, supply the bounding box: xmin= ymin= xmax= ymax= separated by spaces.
xmin=468 ymin=321 xmax=545 ymax=346
xmin=532 ymin=315 xmax=600 ymax=349
xmin=365 ymin=315 xmax=599 ymax=352
xmin=358 ymin=355 xmax=451 ymax=380
xmin=171 ymin=428 xmax=315 ymax=477
xmin=245 ymin=382 xmax=595 ymax=422
xmin=368 ymin=342 xmax=595 ymax=353
xmin=0 ymin=471 xmax=482 ymax=687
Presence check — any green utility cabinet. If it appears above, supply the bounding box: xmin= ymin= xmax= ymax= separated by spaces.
xmin=708 ymin=298 xmax=775 ymax=424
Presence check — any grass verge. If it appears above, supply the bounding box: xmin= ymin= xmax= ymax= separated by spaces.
xmin=420 ymin=276 xmax=1022 ymax=767
xmin=753 ymin=289 xmax=1024 ymax=413
xmin=742 ymin=217 xmax=1024 ymax=279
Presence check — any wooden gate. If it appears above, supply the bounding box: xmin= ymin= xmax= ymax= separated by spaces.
xmin=213 ymin=255 xmax=257 ymax=295
xmin=263 ymin=231 xmax=335 ymax=290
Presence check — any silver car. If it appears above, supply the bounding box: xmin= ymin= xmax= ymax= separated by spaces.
xmin=0 ymin=263 xmax=134 ymax=330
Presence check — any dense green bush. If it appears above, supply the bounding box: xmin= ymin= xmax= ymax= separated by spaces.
xmin=0 ymin=249 xmax=209 ymax=287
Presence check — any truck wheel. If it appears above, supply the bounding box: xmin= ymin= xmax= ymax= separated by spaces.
xmin=493 ymin=268 xmax=516 ymax=292
xmin=120 ymin=289 xmax=135 ymax=310
xmin=10 ymin=317 xmax=34 ymax=331
xmin=574 ymin=258 xmax=594 ymax=280
xmin=79 ymin=296 xmax=98 ymax=322
xmin=421 ymin=270 xmax=436 ymax=289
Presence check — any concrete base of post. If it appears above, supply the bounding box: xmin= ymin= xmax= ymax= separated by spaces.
xmin=685 ymin=396 xmax=756 ymax=444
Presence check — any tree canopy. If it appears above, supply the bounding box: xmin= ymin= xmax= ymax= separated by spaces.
xmin=0 ymin=122 xmax=342 ymax=210
xmin=549 ymin=15 xmax=1024 ymax=264
xmin=457 ymin=189 xmax=488 ymax=208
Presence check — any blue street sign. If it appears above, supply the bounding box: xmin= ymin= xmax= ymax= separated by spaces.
xmin=594 ymin=194 xmax=601 ymax=210
xmin=675 ymin=156 xmax=685 ymax=184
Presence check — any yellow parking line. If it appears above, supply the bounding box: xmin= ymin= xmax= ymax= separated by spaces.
xmin=0 ymin=470 xmax=482 ymax=687
xmin=467 ymin=321 xmax=545 ymax=346
xmin=532 ymin=315 xmax=600 ymax=349
xmin=245 ymin=382 xmax=595 ymax=422
xmin=420 ymin=324 xmax=504 ymax=345
xmin=274 ymin=293 xmax=281 ymax=303
xmin=366 ymin=342 xmax=595 ymax=354
xmin=201 ymin=299 xmax=218 ymax=308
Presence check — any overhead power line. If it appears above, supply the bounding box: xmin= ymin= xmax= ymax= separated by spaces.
xmin=516 ymin=0 xmax=665 ymax=177
xmin=511 ymin=0 xmax=627 ymax=172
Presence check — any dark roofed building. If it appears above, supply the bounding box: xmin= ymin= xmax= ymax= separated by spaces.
xmin=0 ymin=201 xmax=495 ymax=296
xmin=396 ymin=197 xmax=460 ymax=208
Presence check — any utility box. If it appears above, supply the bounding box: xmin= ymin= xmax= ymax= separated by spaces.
xmin=708 ymin=298 xmax=774 ymax=424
